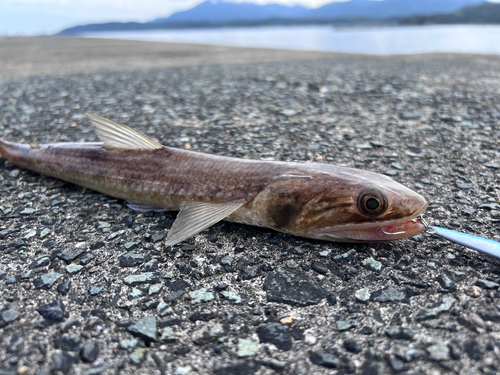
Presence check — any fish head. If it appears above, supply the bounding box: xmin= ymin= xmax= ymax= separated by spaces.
xmin=254 ymin=168 xmax=427 ymax=242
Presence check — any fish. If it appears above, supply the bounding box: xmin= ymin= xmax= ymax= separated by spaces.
xmin=0 ymin=113 xmax=428 ymax=246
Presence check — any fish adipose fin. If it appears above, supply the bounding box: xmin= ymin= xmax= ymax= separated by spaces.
xmin=126 ymin=201 xmax=170 ymax=213
xmin=165 ymin=200 xmax=246 ymax=246
xmin=86 ymin=113 xmax=163 ymax=150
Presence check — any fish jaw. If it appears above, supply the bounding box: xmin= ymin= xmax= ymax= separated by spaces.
xmin=313 ymin=214 xmax=428 ymax=242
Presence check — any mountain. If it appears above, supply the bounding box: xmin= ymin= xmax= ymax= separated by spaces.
xmin=154 ymin=1 xmax=309 ymax=23
xmin=155 ymin=0 xmax=485 ymax=23
xmin=309 ymin=0 xmax=485 ymax=19
xmin=58 ymin=0 xmax=495 ymax=35
xmin=400 ymin=2 xmax=500 ymax=25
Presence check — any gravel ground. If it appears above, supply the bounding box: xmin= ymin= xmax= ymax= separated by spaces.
xmin=1 ymin=50 xmax=500 ymax=375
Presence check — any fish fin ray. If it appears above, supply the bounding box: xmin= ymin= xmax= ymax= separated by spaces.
xmin=165 ymin=200 xmax=246 ymax=246
xmin=86 ymin=113 xmax=163 ymax=150
xmin=126 ymin=201 xmax=170 ymax=213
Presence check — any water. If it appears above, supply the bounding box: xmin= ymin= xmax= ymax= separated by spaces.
xmin=83 ymin=24 xmax=500 ymax=55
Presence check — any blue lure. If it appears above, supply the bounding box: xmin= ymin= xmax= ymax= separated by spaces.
xmin=427 ymin=225 xmax=500 ymax=260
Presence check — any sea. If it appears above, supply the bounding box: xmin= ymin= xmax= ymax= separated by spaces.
xmin=82 ymin=24 xmax=500 ymax=55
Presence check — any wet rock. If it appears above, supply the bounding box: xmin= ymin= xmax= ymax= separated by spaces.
xmin=213 ymin=360 xmax=260 ymax=375
xmin=370 ymin=286 xmax=405 ymax=302
xmin=192 ymin=320 xmax=229 ymax=345
xmin=119 ymin=252 xmax=144 ymax=267
xmin=127 ymin=315 xmax=157 ymax=342
xmin=309 ymin=352 xmax=339 ymax=368
xmin=54 ymin=335 xmax=81 ymax=352
xmin=385 ymin=326 xmax=414 ymax=340
xmin=237 ymin=338 xmax=259 ymax=357
xmin=36 ymin=300 xmax=65 ymax=324
xmin=1 ymin=302 xmax=19 ymax=325
xmin=80 ymin=341 xmax=99 ymax=363
xmin=123 ymin=272 xmax=160 ymax=286
xmin=362 ymin=257 xmax=383 ymax=272
xmin=414 ymin=297 xmax=456 ymax=321
xmin=257 ymin=323 xmax=292 ymax=351
xmin=263 ymin=268 xmax=325 ymax=306
xmin=33 ymin=272 xmax=63 ymax=289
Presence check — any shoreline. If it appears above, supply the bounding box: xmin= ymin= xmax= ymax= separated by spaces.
xmin=2 ymin=36 xmax=500 ymax=79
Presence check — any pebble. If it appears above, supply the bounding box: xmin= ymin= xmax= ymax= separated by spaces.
xmin=129 ymin=347 xmax=147 ymax=365
xmin=219 ymin=291 xmax=248 ymax=305
xmin=475 ymin=279 xmax=499 ymax=289
xmin=309 ymin=352 xmax=339 ymax=368
xmin=370 ymin=286 xmax=405 ymax=302
xmin=54 ymin=335 xmax=81 ymax=352
xmin=126 ymin=315 xmax=157 ymax=342
xmin=88 ymin=285 xmax=104 ymax=296
xmin=29 ymin=256 xmax=50 ymax=269
xmin=213 ymin=360 xmax=260 ymax=375
xmin=119 ymin=252 xmax=144 ymax=267
xmin=33 ymin=272 xmax=63 ymax=289
xmin=385 ymin=326 xmax=414 ymax=340
xmin=1 ymin=302 xmax=19 ymax=325
xmin=311 ymin=261 xmax=327 ymax=274
xmin=414 ymin=297 xmax=456 ymax=321
xmin=65 ymin=264 xmax=83 ymax=274
xmin=355 ymin=288 xmax=371 ymax=302
xmin=190 ymin=288 xmax=215 ymax=304
xmin=336 ymin=317 xmax=358 ymax=331
xmin=426 ymin=340 xmax=449 ymax=361
xmin=237 ymin=338 xmax=259 ymax=357
xmin=160 ymin=327 xmax=177 ymax=343
xmin=60 ymin=316 xmax=80 ymax=333
xmin=263 ymin=268 xmax=325 ymax=306
xmin=477 ymin=310 xmax=500 ymax=322
xmin=332 ymin=249 xmax=356 ymax=264
xmin=149 ymin=283 xmax=163 ymax=295
xmin=36 ymin=300 xmax=65 ymax=324
xmin=156 ymin=302 xmax=173 ymax=317
xmin=52 ymin=351 xmax=79 ymax=374
xmin=191 ymin=321 xmax=229 ymax=345
xmin=257 ymin=323 xmax=292 ymax=351
xmin=123 ymin=272 xmax=160 ymax=286
xmin=118 ymin=338 xmax=138 ymax=351
xmin=343 ymin=338 xmax=362 ymax=353
xmin=57 ymin=280 xmax=71 ymax=295
xmin=57 ymin=249 xmax=85 ymax=263
xmin=362 ymin=257 xmax=383 ymax=272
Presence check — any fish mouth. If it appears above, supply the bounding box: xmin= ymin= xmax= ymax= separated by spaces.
xmin=316 ymin=208 xmax=428 ymax=242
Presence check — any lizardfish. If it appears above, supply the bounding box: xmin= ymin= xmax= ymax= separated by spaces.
xmin=0 ymin=114 xmax=428 ymax=246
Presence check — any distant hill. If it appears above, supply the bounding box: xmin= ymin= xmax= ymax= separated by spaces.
xmin=58 ymin=0 xmax=496 ymax=35
xmin=154 ymin=1 xmax=309 ymax=23
xmin=400 ymin=2 xmax=500 ymax=25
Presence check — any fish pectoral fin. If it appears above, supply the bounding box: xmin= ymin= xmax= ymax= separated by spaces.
xmin=165 ymin=200 xmax=246 ymax=246
xmin=86 ymin=113 xmax=163 ymax=150
xmin=126 ymin=201 xmax=170 ymax=213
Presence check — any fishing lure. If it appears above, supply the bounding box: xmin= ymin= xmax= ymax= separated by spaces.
xmin=421 ymin=217 xmax=500 ymax=260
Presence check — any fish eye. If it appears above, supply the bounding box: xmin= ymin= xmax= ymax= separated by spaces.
xmin=357 ymin=189 xmax=388 ymax=216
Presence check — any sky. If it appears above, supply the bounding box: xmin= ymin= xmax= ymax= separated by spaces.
xmin=0 ymin=0 xmax=335 ymax=35
xmin=2 ymin=0 xmax=499 ymax=36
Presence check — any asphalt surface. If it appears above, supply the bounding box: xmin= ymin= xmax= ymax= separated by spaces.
xmin=1 ymin=38 xmax=500 ymax=375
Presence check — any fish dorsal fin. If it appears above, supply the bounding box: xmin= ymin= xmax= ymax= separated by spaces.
xmin=165 ymin=200 xmax=246 ymax=246
xmin=86 ymin=113 xmax=163 ymax=150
